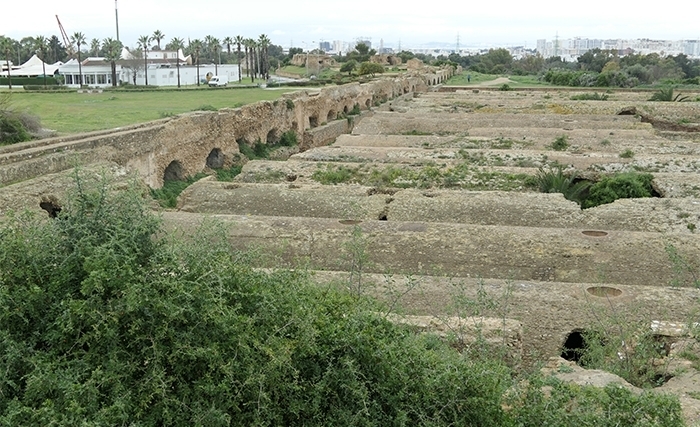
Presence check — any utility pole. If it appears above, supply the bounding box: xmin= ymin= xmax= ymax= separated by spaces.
xmin=456 ymin=33 xmax=460 ymax=54
xmin=115 ymin=0 xmax=120 ymax=42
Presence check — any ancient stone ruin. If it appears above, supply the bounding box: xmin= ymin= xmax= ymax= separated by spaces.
xmin=3 ymin=71 xmax=700 ymax=421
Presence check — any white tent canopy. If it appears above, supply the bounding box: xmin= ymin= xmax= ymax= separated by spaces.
xmin=7 ymin=54 xmax=61 ymax=77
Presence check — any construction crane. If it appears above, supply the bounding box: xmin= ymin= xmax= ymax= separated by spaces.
xmin=56 ymin=15 xmax=76 ymax=57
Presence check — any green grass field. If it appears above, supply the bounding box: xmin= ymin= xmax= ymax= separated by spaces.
xmin=4 ymin=87 xmax=295 ymax=134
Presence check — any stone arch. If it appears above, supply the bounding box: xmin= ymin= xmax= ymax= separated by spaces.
xmin=206 ymin=148 xmax=225 ymax=169
xmin=364 ymin=99 xmax=370 ymax=108
xmin=163 ymin=160 xmax=185 ymax=182
xmin=308 ymin=115 xmax=319 ymax=128
xmin=266 ymin=128 xmax=280 ymax=144
xmin=343 ymin=105 xmax=349 ymax=114
xmin=327 ymin=110 xmax=336 ymax=122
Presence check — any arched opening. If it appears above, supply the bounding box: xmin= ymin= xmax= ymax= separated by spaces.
xmin=560 ymin=330 xmax=587 ymax=363
xmin=308 ymin=115 xmax=319 ymax=128
xmin=343 ymin=105 xmax=349 ymax=114
xmin=39 ymin=197 xmax=62 ymax=218
xmin=163 ymin=160 xmax=185 ymax=182
xmin=206 ymin=148 xmax=225 ymax=169
xmin=266 ymin=128 xmax=280 ymax=144
xmin=365 ymin=99 xmax=370 ymax=108
xmin=327 ymin=110 xmax=336 ymax=122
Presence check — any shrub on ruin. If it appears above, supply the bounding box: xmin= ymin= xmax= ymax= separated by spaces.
xmin=550 ymin=135 xmax=570 ymax=151
xmin=279 ymin=130 xmax=298 ymax=147
xmin=534 ymin=166 xmax=590 ymax=205
xmin=0 ymin=170 xmax=685 ymax=426
xmin=0 ymin=93 xmax=32 ymax=145
xmin=582 ymin=172 xmax=655 ymax=209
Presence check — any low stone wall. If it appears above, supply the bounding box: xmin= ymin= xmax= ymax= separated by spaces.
xmin=2 ymin=72 xmax=437 ymax=188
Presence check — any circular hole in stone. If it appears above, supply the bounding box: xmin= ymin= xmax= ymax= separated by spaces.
xmin=582 ymin=230 xmax=608 ymax=237
xmin=339 ymin=219 xmax=362 ymax=225
xmin=586 ymin=286 xmax=622 ymax=297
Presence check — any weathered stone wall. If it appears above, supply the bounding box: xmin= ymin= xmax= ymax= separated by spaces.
xmin=1 ymin=73 xmax=433 ymax=188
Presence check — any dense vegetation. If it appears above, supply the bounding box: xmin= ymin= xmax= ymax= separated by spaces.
xmin=0 ymin=92 xmax=39 ymax=145
xmin=0 ymin=171 xmax=685 ymax=425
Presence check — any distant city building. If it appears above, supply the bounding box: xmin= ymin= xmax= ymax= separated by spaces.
xmin=535 ymin=38 xmax=700 ymax=59
xmin=318 ymin=41 xmax=331 ymax=52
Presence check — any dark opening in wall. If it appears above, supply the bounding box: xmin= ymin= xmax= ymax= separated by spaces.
xmin=327 ymin=110 xmax=336 ymax=122
xmin=561 ymin=330 xmax=586 ymax=363
xmin=206 ymin=148 xmax=225 ymax=169
xmin=164 ymin=160 xmax=185 ymax=182
xmin=309 ymin=116 xmax=318 ymax=128
xmin=266 ymin=128 xmax=280 ymax=144
xmin=40 ymin=200 xmax=62 ymax=218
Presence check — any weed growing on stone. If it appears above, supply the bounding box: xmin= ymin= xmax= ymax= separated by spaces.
xmin=550 ymin=135 xmax=570 ymax=151
xmin=570 ymin=92 xmax=609 ymax=101
xmin=619 ymin=149 xmax=635 ymax=158
xmin=150 ymin=172 xmax=207 ymax=208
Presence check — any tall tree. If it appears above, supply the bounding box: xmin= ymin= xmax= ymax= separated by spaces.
xmin=1 ymin=38 xmax=13 ymax=89
xmin=70 ymin=32 xmax=86 ymax=87
xmin=223 ymin=36 xmax=233 ymax=63
xmin=47 ymin=36 xmax=67 ymax=64
xmin=102 ymin=38 xmax=122 ymax=87
xmin=205 ymin=36 xmax=221 ymax=74
xmin=190 ymin=39 xmax=203 ymax=86
xmin=34 ymin=36 xmax=48 ymax=88
xmin=258 ymin=34 xmax=270 ymax=80
xmin=170 ymin=37 xmax=185 ymax=88
xmin=90 ymin=38 xmax=101 ymax=56
xmin=234 ymin=35 xmax=244 ymax=82
xmin=152 ymin=30 xmax=165 ymax=50
xmin=137 ymin=35 xmax=151 ymax=85
xmin=245 ymin=38 xmax=256 ymax=82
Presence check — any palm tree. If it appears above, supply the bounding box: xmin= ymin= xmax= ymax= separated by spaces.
xmin=190 ymin=39 xmax=203 ymax=86
xmin=152 ymin=30 xmax=165 ymax=50
xmin=258 ymin=34 xmax=270 ymax=80
xmin=102 ymin=38 xmax=122 ymax=87
xmin=223 ymin=36 xmax=233 ymax=62
xmin=211 ymin=37 xmax=221 ymax=75
xmin=34 ymin=36 xmax=48 ymax=88
xmin=170 ymin=37 xmax=185 ymax=88
xmin=234 ymin=35 xmax=244 ymax=82
xmin=244 ymin=38 xmax=255 ymax=82
xmin=90 ymin=38 xmax=100 ymax=56
xmin=137 ymin=35 xmax=151 ymax=85
xmin=70 ymin=32 xmax=86 ymax=87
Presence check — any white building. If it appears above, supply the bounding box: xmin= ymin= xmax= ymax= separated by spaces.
xmin=60 ymin=58 xmax=115 ymax=86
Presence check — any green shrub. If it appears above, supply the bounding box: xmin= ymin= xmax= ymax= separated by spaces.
xmin=279 ymin=130 xmax=298 ymax=146
xmin=349 ymin=103 xmax=361 ymax=115
xmin=214 ymin=165 xmax=242 ymax=181
xmin=648 ymin=87 xmax=689 ymax=102
xmin=499 ymin=83 xmax=512 ymax=91
xmin=285 ymin=98 xmax=295 ymax=110
xmin=0 ymin=171 xmax=685 ymax=426
xmin=534 ymin=166 xmax=590 ymax=205
xmin=0 ymin=113 xmax=31 ymax=144
xmin=582 ymin=172 xmax=655 ymax=208
xmin=550 ymin=135 xmax=570 ymax=151
xmin=150 ymin=172 xmax=207 ymax=208
xmin=619 ymin=149 xmax=635 ymax=158
xmin=193 ymin=104 xmax=218 ymax=111
xmin=311 ymin=164 xmax=357 ymax=184
xmin=570 ymin=92 xmax=609 ymax=101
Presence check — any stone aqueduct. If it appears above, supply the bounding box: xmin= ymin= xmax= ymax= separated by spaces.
xmin=0 ymin=68 xmax=455 ymax=189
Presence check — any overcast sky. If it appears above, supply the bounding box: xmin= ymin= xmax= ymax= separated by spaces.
xmin=2 ymin=0 xmax=698 ymax=50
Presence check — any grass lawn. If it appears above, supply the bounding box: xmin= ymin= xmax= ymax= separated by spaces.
xmin=444 ymin=72 xmax=499 ymax=85
xmin=446 ymin=72 xmax=552 ymax=87
xmin=4 ymin=87 xmax=295 ymax=134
